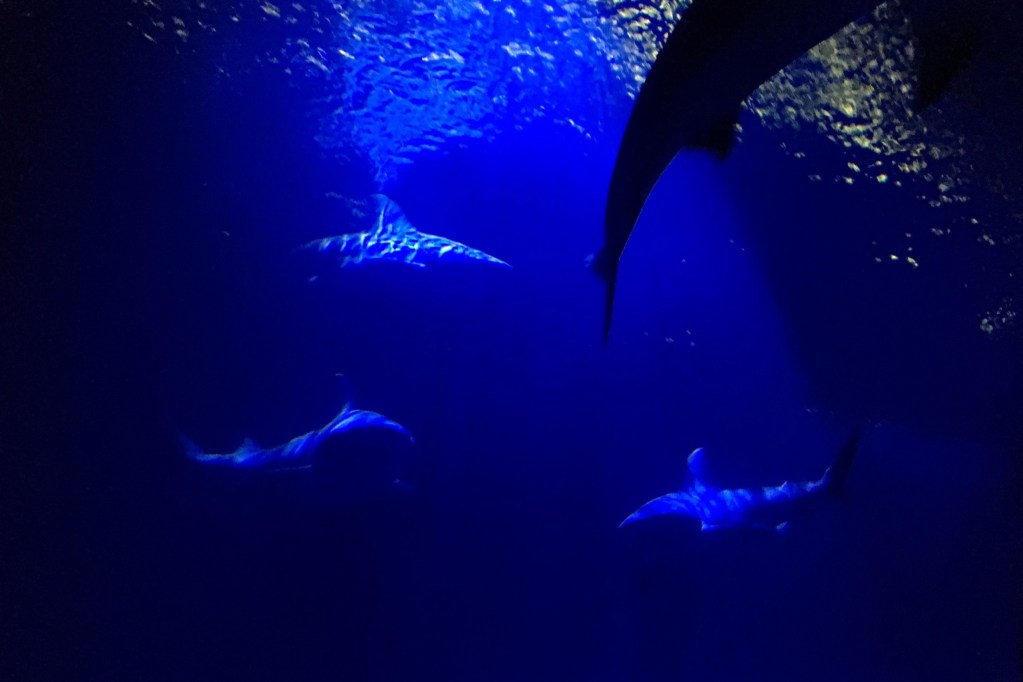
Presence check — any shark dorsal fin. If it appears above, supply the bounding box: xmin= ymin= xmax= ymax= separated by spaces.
xmin=371 ymin=194 xmax=416 ymax=236
xmin=686 ymin=447 xmax=709 ymax=487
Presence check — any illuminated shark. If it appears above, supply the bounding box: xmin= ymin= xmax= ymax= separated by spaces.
xmin=619 ymin=432 xmax=859 ymax=532
xmin=181 ymin=399 xmax=414 ymax=471
xmin=595 ymin=0 xmax=981 ymax=339
xmin=303 ymin=194 xmax=511 ymax=269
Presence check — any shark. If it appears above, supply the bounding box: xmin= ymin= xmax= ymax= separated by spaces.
xmin=302 ymin=194 xmax=511 ymax=270
xmin=595 ymin=0 xmax=981 ymax=339
xmin=181 ymin=396 xmax=414 ymax=472
xmin=619 ymin=431 xmax=860 ymax=532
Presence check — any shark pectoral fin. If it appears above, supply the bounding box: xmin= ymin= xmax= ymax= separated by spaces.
xmin=331 ymin=409 xmax=414 ymax=441
xmin=619 ymin=494 xmax=685 ymax=528
xmin=485 ymin=253 xmax=512 ymax=268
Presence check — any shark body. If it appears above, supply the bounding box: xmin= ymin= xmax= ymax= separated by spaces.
xmin=596 ymin=0 xmax=978 ymax=338
xmin=304 ymin=194 xmax=511 ymax=270
xmin=620 ymin=432 xmax=859 ymax=532
xmin=183 ymin=402 xmax=413 ymax=471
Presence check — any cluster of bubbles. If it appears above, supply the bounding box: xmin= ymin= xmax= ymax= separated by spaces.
xmin=746 ymin=1 xmax=1019 ymax=333
xmin=128 ymin=0 xmax=966 ymax=197
xmin=303 ymin=0 xmax=642 ymax=185
xmin=130 ymin=0 xmax=660 ymax=185
xmin=750 ymin=3 xmax=969 ymax=202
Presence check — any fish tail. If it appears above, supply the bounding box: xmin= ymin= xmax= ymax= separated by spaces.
xmin=175 ymin=430 xmax=208 ymax=462
xmin=602 ymin=274 xmax=617 ymax=344
xmin=821 ymin=429 xmax=861 ymax=499
xmin=587 ymin=248 xmax=619 ymax=343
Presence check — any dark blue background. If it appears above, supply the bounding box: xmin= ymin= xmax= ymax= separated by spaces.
xmin=2 ymin=3 xmax=1021 ymax=680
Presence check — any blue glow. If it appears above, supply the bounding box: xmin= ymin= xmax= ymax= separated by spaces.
xmin=294 ymin=0 xmax=642 ymax=185
xmin=14 ymin=1 xmax=1019 ymax=680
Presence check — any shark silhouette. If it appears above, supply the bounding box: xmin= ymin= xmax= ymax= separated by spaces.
xmin=620 ymin=431 xmax=860 ymax=532
xmin=303 ymin=194 xmax=511 ymax=269
xmin=595 ymin=0 xmax=981 ymax=339
xmin=181 ymin=395 xmax=413 ymax=471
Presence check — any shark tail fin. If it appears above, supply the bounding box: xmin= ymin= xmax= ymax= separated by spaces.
xmin=175 ymin=430 xmax=207 ymax=463
xmin=820 ymin=429 xmax=861 ymax=499
xmin=602 ymin=273 xmax=617 ymax=344
xmin=907 ymin=0 xmax=985 ymax=111
xmin=587 ymin=248 xmax=619 ymax=343
xmin=164 ymin=414 xmax=212 ymax=464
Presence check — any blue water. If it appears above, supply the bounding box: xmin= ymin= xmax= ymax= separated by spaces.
xmin=2 ymin=2 xmax=1021 ymax=681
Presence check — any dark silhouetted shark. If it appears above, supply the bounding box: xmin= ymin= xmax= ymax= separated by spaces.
xmin=303 ymin=194 xmax=511 ymax=269
xmin=595 ymin=0 xmax=981 ymax=339
xmin=620 ymin=431 xmax=860 ymax=532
